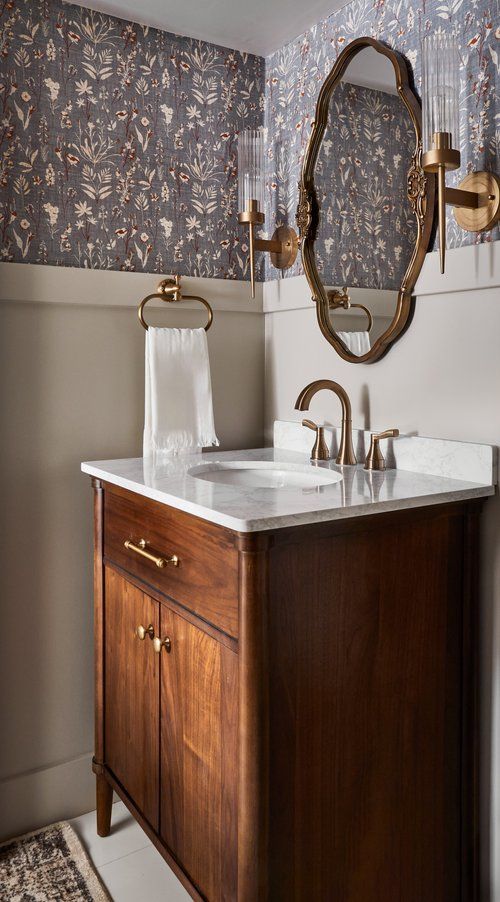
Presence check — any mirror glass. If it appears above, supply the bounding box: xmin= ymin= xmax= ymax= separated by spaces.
xmin=313 ymin=47 xmax=417 ymax=357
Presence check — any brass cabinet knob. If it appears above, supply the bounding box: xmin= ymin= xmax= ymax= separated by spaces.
xmin=153 ymin=636 xmax=172 ymax=655
xmin=364 ymin=429 xmax=400 ymax=471
xmin=136 ymin=623 xmax=155 ymax=641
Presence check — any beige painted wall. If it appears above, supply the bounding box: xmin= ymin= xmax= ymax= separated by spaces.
xmin=1 ymin=245 xmax=500 ymax=896
xmin=264 ymin=242 xmax=500 ymax=899
xmin=0 ymin=270 xmax=264 ymax=839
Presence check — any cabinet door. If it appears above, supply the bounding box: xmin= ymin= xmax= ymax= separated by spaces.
xmin=104 ymin=567 xmax=160 ymax=829
xmin=160 ymin=609 xmax=238 ymax=901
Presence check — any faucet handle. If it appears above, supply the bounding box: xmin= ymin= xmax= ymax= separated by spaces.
xmin=301 ymin=419 xmax=331 ymax=461
xmin=364 ymin=428 xmax=399 ymax=471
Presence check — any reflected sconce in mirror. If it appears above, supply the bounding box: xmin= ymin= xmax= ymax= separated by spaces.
xmin=237 ymin=128 xmax=298 ymax=297
xmin=421 ymin=33 xmax=500 ymax=274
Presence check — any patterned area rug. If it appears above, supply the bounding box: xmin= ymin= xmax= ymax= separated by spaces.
xmin=0 ymin=821 xmax=110 ymax=900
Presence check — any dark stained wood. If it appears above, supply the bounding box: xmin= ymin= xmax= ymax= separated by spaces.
xmin=237 ymin=539 xmax=270 ymax=902
xmin=96 ymin=772 xmax=113 ymax=837
xmin=105 ymin=559 xmax=237 ymax=654
xmin=267 ymin=505 xmax=465 ymax=901
xmin=92 ymin=478 xmax=105 ymax=767
xmin=220 ymin=641 xmax=239 ymax=900
xmin=89 ymin=475 xmax=482 ymax=902
xmin=160 ymin=607 xmax=238 ymax=901
xmin=100 ymin=763 xmax=204 ymax=902
xmin=103 ymin=482 xmax=239 ymax=638
xmin=259 ymin=497 xmax=475 ymax=548
xmin=461 ymin=505 xmax=481 ymax=902
xmin=104 ymin=567 xmax=160 ymax=830
xmin=92 ymin=478 xmax=114 ymax=835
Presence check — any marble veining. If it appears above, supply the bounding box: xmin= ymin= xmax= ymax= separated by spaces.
xmin=274 ymin=420 xmax=497 ymax=486
xmin=81 ymin=443 xmax=494 ymax=533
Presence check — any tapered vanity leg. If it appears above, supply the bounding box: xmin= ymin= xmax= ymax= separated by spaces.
xmin=96 ymin=772 xmax=113 ymax=837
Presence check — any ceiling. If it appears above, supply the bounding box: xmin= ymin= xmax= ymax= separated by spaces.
xmin=67 ymin=0 xmax=349 ymax=56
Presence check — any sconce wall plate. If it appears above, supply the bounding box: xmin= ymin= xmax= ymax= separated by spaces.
xmin=452 ymin=171 xmax=500 ymax=233
xmin=269 ymin=225 xmax=299 ymax=269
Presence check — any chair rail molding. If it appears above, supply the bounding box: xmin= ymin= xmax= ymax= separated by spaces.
xmin=262 ymin=242 xmax=500 ymax=314
xmin=0 ymin=264 xmax=263 ymax=314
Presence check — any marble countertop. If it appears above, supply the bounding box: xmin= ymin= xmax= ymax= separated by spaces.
xmin=81 ymin=446 xmax=495 ymax=533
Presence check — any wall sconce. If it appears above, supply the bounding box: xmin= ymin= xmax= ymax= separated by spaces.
xmin=421 ymin=33 xmax=499 ymax=274
xmin=237 ymin=128 xmax=298 ymax=297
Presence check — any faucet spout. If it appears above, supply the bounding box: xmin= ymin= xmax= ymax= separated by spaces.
xmin=294 ymin=379 xmax=357 ymax=466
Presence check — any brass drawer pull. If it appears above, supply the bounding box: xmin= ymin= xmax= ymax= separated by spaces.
xmin=153 ymin=636 xmax=172 ymax=654
xmin=124 ymin=538 xmax=179 ymax=569
xmin=136 ymin=624 xmax=154 ymax=641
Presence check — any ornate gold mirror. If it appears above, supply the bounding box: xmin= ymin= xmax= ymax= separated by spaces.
xmin=297 ymin=37 xmax=435 ymax=363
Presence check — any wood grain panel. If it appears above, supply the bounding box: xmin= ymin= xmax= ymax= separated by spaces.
xmin=237 ymin=539 xmax=270 ymax=902
xmin=267 ymin=509 xmax=464 ymax=901
xmin=104 ymin=567 xmax=160 ymax=830
xmin=104 ymin=483 xmax=238 ymax=638
xmin=160 ymin=607 xmax=238 ymax=901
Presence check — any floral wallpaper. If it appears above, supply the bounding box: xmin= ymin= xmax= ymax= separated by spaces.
xmin=0 ymin=0 xmax=263 ymax=276
xmin=0 ymin=0 xmax=498 ymax=281
xmin=265 ymin=0 xmax=499 ymax=280
xmin=315 ymin=81 xmax=416 ymax=290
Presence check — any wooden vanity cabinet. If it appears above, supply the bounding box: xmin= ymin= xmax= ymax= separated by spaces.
xmin=91 ymin=477 xmax=481 ymax=902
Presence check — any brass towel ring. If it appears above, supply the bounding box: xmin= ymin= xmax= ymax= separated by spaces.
xmin=327 ymin=288 xmax=373 ymax=333
xmin=138 ymin=275 xmax=213 ymax=331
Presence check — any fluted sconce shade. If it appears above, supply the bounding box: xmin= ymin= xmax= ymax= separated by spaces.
xmin=238 ymin=127 xmax=265 ymax=213
xmin=422 ymin=33 xmax=460 ymax=153
xmin=420 ymin=30 xmax=499 ymax=275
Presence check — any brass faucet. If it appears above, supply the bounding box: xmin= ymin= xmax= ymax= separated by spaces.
xmin=295 ymin=379 xmax=357 ymax=466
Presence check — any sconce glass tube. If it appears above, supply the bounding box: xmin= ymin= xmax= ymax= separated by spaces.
xmin=237 ymin=127 xmax=298 ymax=298
xmin=422 ymin=33 xmax=460 ymax=155
xmin=421 ymin=33 xmax=461 ymax=274
xmin=238 ymin=127 xmax=265 ymax=215
xmin=238 ymin=128 xmax=265 ymax=298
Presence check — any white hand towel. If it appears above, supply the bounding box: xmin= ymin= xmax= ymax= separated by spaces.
xmin=143 ymin=327 xmax=219 ymax=456
xmin=337 ymin=331 xmax=371 ymax=357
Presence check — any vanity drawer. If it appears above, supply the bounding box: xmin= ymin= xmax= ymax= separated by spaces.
xmin=103 ymin=484 xmax=239 ymax=638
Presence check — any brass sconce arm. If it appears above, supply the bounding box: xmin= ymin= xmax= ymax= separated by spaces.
xmin=238 ymin=203 xmax=298 ymax=299
xmin=254 ymin=236 xmax=286 ymax=253
xmin=444 ymin=186 xmax=483 ymax=209
xmin=422 ymin=133 xmax=500 ymax=275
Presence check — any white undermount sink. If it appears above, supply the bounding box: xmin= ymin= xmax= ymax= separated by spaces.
xmin=188 ymin=460 xmax=343 ymax=490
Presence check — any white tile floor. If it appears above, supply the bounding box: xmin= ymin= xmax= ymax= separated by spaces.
xmin=70 ymin=801 xmax=190 ymax=901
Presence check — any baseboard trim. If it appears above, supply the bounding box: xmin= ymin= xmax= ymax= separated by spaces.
xmin=0 ymin=752 xmax=95 ymax=841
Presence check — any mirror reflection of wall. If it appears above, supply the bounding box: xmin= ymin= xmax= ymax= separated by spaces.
xmin=308 ymin=47 xmax=419 ymax=358
xmin=315 ymin=48 xmax=416 ymax=294
xmin=325 ymin=285 xmax=398 ymax=350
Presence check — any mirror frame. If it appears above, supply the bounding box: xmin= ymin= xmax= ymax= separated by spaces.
xmin=296 ymin=37 xmax=436 ymax=364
